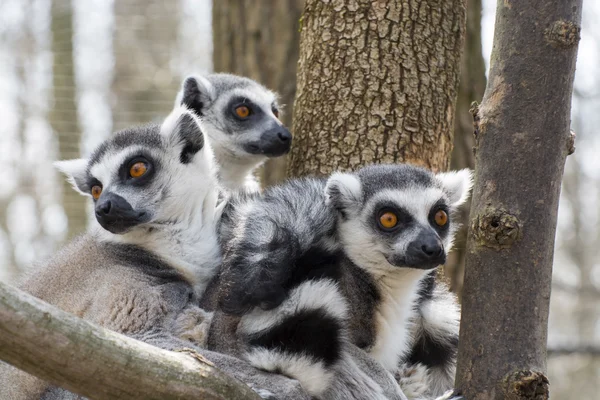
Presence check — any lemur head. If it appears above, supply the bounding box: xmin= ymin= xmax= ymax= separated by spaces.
xmin=176 ymin=73 xmax=291 ymax=161
xmin=55 ymin=107 xmax=214 ymax=235
xmin=325 ymin=164 xmax=472 ymax=275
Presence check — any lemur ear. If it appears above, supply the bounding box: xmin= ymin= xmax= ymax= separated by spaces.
xmin=54 ymin=159 xmax=90 ymax=196
xmin=176 ymin=75 xmax=215 ymax=117
xmin=436 ymin=169 xmax=473 ymax=207
xmin=325 ymin=172 xmax=363 ymax=216
xmin=162 ymin=106 xmax=205 ymax=164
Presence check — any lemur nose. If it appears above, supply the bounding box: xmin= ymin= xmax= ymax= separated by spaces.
xmin=421 ymin=243 xmax=443 ymax=257
xmin=277 ymin=131 xmax=291 ymax=142
xmin=97 ymin=200 xmax=112 ymax=215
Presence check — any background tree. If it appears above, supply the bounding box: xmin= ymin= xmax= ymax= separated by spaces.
xmin=51 ymin=0 xmax=86 ymax=239
xmin=112 ymin=0 xmax=181 ymax=131
xmin=288 ymin=0 xmax=466 ymax=177
xmin=445 ymin=0 xmax=487 ymax=296
xmin=455 ymin=1 xmax=582 ymax=398
xmin=212 ymin=0 xmax=304 ymax=186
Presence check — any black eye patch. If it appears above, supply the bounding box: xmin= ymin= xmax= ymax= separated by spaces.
xmin=371 ymin=202 xmax=413 ymax=235
xmin=118 ymin=152 xmax=158 ymax=186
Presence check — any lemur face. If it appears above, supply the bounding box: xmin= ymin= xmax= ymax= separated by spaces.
xmin=178 ymin=74 xmax=292 ymax=160
xmin=325 ymin=164 xmax=472 ymax=275
xmin=55 ymin=107 xmax=213 ymax=234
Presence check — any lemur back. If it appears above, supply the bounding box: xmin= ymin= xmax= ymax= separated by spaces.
xmin=214 ymin=164 xmax=471 ymax=400
xmin=175 ymin=73 xmax=292 ymax=191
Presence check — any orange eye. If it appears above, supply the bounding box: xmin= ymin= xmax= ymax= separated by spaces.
xmin=235 ymin=105 xmax=251 ymax=119
xmin=91 ymin=185 xmax=102 ymax=200
xmin=272 ymin=108 xmax=280 ymax=119
xmin=379 ymin=212 xmax=398 ymax=229
xmin=130 ymin=162 xmax=147 ymax=178
xmin=434 ymin=210 xmax=448 ymax=227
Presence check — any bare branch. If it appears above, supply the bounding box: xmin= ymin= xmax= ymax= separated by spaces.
xmin=548 ymin=346 xmax=600 ymax=357
xmin=0 ymin=281 xmax=260 ymax=400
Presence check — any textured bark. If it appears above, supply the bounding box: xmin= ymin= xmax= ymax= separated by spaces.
xmin=0 ymin=281 xmax=259 ymax=400
xmin=288 ymin=0 xmax=466 ymax=178
xmin=51 ymin=1 xmax=87 ymax=239
xmin=455 ymin=1 xmax=582 ymax=399
xmin=112 ymin=1 xmax=181 ymax=131
xmin=212 ymin=0 xmax=304 ymax=186
xmin=445 ymin=0 xmax=486 ymax=298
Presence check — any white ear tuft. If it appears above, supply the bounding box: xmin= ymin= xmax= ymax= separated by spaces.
xmin=325 ymin=172 xmax=363 ymax=215
xmin=436 ymin=169 xmax=473 ymax=207
xmin=177 ymin=75 xmax=215 ymax=115
xmin=54 ymin=159 xmax=90 ymax=196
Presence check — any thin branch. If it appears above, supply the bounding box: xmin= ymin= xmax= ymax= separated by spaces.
xmin=548 ymin=346 xmax=600 ymax=357
xmin=0 ymin=281 xmax=259 ymax=400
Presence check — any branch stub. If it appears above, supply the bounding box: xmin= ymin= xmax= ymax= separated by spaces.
xmin=471 ymin=207 xmax=522 ymax=250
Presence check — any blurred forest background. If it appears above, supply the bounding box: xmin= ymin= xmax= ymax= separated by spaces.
xmin=0 ymin=1 xmax=598 ymax=398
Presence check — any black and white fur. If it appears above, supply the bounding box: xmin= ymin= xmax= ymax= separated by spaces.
xmin=175 ymin=73 xmax=291 ymax=191
xmin=0 ymin=107 xmax=310 ymax=400
xmin=215 ymin=164 xmax=471 ymax=400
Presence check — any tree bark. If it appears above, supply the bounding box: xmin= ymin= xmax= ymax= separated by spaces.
xmin=288 ymin=0 xmax=466 ymax=177
xmin=445 ymin=0 xmax=487 ymax=298
xmin=455 ymin=1 xmax=582 ymax=399
xmin=212 ymin=0 xmax=304 ymax=186
xmin=0 ymin=281 xmax=259 ymax=400
xmin=51 ymin=1 xmax=87 ymax=239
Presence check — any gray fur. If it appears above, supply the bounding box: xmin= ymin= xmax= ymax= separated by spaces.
xmin=175 ymin=73 xmax=291 ymax=191
xmin=214 ymin=164 xmax=472 ymax=399
xmin=0 ymin=107 xmax=309 ymax=400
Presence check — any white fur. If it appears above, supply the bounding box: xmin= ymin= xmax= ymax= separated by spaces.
xmin=435 ymin=169 xmax=473 ymax=207
xmin=239 ymin=279 xmax=348 ymax=335
xmin=54 ymin=158 xmax=89 ymax=195
xmin=62 ymin=108 xmax=222 ymax=295
xmin=325 ymin=172 xmax=363 ymax=213
xmin=370 ymin=268 xmax=429 ymax=370
xmin=246 ymin=348 xmax=334 ymax=397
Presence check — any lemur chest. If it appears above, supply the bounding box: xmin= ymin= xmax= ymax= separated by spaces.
xmin=366 ymin=274 xmax=425 ymax=371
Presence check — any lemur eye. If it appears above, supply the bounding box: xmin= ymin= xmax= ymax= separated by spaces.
xmin=379 ymin=211 xmax=398 ymax=229
xmin=91 ymin=185 xmax=102 ymax=200
xmin=272 ymin=108 xmax=280 ymax=119
xmin=434 ymin=210 xmax=448 ymax=227
xmin=235 ymin=105 xmax=251 ymax=119
xmin=129 ymin=162 xmax=148 ymax=178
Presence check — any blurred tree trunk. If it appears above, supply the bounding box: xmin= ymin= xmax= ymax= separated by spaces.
xmin=455 ymin=0 xmax=582 ymax=398
xmin=288 ymin=0 xmax=466 ymax=177
xmin=112 ymin=1 xmax=181 ymax=131
xmin=212 ymin=0 xmax=304 ymax=186
xmin=51 ymin=0 xmax=86 ymax=240
xmin=445 ymin=0 xmax=487 ymax=298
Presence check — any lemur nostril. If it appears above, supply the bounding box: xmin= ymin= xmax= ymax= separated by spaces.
xmin=422 ymin=244 xmax=441 ymax=256
xmin=277 ymin=132 xmax=290 ymax=142
xmin=99 ymin=200 xmax=112 ymax=215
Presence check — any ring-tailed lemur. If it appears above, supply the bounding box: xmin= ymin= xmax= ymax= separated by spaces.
xmin=175 ymin=73 xmax=291 ymax=191
xmin=0 ymin=106 xmax=310 ymax=400
xmin=214 ymin=164 xmax=471 ymax=400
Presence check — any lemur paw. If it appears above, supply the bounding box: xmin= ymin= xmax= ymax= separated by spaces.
xmin=395 ymin=363 xmax=430 ymax=399
xmin=434 ymin=389 xmax=463 ymax=400
xmin=248 ymin=386 xmax=279 ymax=400
xmin=172 ymin=306 xmax=213 ymax=347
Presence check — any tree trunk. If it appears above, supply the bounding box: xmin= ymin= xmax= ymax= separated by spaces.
xmin=212 ymin=0 xmax=304 ymax=186
xmin=0 ymin=281 xmax=260 ymax=400
xmin=445 ymin=0 xmax=487 ymax=298
xmin=455 ymin=1 xmax=582 ymax=398
xmin=112 ymin=0 xmax=181 ymax=131
xmin=51 ymin=1 xmax=87 ymax=239
xmin=288 ymin=0 xmax=466 ymax=177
